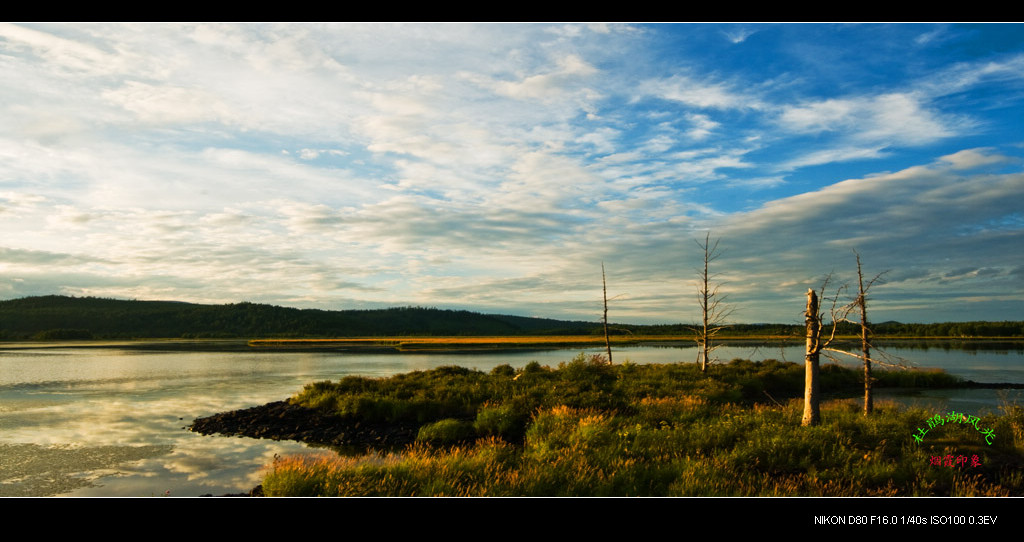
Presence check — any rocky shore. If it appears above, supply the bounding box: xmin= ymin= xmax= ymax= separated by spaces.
xmin=190 ymin=400 xmax=419 ymax=451
xmin=189 ymin=400 xmax=423 ymax=496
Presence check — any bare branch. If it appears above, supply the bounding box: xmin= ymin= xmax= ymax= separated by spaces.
xmin=821 ymin=347 xmax=913 ymax=370
xmin=692 ymin=233 xmax=733 ymax=372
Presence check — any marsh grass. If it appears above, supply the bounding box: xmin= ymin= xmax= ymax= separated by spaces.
xmin=264 ymin=356 xmax=1024 ymax=496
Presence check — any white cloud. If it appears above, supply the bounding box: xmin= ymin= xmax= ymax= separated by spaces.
xmin=914 ymin=25 xmax=949 ymax=46
xmin=684 ymin=113 xmax=719 ymax=140
xmin=0 ymin=23 xmax=129 ymax=76
xmin=780 ymin=146 xmax=887 ymax=170
xmin=778 ymin=98 xmax=856 ymax=133
xmin=474 ymin=53 xmax=599 ymax=103
xmin=722 ymin=27 xmax=757 ymax=44
xmin=920 ymin=52 xmax=1024 ymax=98
xmin=779 ymin=92 xmax=954 ymax=145
xmin=726 ymin=176 xmax=786 ymax=189
xmin=938 ymin=148 xmax=1013 ymax=170
xmin=0 ymin=191 xmax=48 ymax=214
xmin=638 ymin=74 xmax=760 ymax=110
xmin=102 ymin=81 xmax=236 ymax=125
xmin=576 ymin=127 xmax=621 ymax=154
xmin=664 ymin=148 xmax=754 ymax=181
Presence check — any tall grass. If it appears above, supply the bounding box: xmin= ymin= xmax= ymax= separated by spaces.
xmin=263 ymin=356 xmax=1024 ymax=496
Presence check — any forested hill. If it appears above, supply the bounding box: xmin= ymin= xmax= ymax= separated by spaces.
xmin=0 ymin=295 xmax=600 ymax=339
xmin=0 ymin=295 xmax=1021 ymax=340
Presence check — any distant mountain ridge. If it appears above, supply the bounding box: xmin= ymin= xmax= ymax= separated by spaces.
xmin=0 ymin=295 xmax=601 ymax=339
xmin=0 ymin=295 xmax=1021 ymax=340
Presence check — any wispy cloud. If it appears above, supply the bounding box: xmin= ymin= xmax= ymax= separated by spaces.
xmin=721 ymin=26 xmax=758 ymax=44
xmin=778 ymin=93 xmax=957 ymax=145
xmin=637 ymin=73 xmax=761 ymax=110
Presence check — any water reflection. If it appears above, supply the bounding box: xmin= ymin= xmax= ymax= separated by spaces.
xmin=0 ymin=443 xmax=174 ymax=497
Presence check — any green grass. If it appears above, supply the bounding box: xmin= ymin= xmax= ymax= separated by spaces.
xmin=263 ymin=355 xmax=1024 ymax=496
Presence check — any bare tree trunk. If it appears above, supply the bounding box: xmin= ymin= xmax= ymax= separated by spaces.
xmin=602 ymin=263 xmax=612 ymax=365
xmin=700 ymin=236 xmax=710 ymax=372
xmin=855 ymin=253 xmax=872 ymax=416
xmin=802 ymin=288 xmax=821 ymax=427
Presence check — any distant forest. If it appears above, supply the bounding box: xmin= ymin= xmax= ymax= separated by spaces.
xmin=0 ymin=295 xmax=1021 ymax=340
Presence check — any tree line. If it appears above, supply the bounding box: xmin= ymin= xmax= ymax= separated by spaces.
xmin=0 ymin=294 xmax=1020 ymax=341
xmin=0 ymin=296 xmax=597 ymax=339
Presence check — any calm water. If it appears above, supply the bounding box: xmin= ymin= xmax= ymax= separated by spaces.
xmin=1 ymin=341 xmax=1022 ymax=497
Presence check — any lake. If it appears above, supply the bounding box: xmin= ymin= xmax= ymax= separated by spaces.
xmin=1 ymin=341 xmax=1022 ymax=497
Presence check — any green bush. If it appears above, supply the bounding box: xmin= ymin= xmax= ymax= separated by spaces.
xmin=417 ymin=418 xmax=476 ymax=444
xmin=874 ymin=368 xmax=963 ymax=388
xmin=490 ymin=364 xmax=516 ymax=377
xmin=522 ymin=361 xmax=546 ymax=374
xmin=474 ymin=401 xmax=530 ymax=441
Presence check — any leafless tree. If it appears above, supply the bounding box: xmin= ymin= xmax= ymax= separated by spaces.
xmin=822 ymin=251 xmax=895 ymax=416
xmin=803 ymin=257 xmax=904 ymax=425
xmin=602 ymin=262 xmax=612 ymax=365
xmin=802 ymin=274 xmax=846 ymax=427
xmin=692 ymin=233 xmax=733 ymax=372
xmin=802 ymin=287 xmax=823 ymax=426
xmin=856 ymin=254 xmax=875 ymax=414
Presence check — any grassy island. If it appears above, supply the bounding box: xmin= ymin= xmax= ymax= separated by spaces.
xmin=261 ymin=356 xmax=1024 ymax=496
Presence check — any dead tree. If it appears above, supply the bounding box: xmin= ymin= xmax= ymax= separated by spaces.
xmin=802 ymin=288 xmax=822 ymax=426
xmin=602 ymin=262 xmax=612 ymax=364
xmin=806 ymin=255 xmax=899 ymax=422
xmin=802 ymin=277 xmax=846 ymax=427
xmin=854 ymin=253 xmax=875 ymax=415
xmin=692 ymin=233 xmax=732 ymax=372
xmin=825 ymin=251 xmax=889 ymax=416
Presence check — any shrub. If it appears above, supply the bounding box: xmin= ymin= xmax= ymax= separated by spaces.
xmin=522 ymin=361 xmax=546 ymax=374
xmin=474 ymin=401 xmax=530 ymax=441
xmin=417 ymin=418 xmax=476 ymax=444
xmin=874 ymin=368 xmax=963 ymax=388
xmin=490 ymin=364 xmax=515 ymax=377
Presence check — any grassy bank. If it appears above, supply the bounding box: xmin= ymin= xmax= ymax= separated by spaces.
xmin=262 ymin=356 xmax=1024 ymax=496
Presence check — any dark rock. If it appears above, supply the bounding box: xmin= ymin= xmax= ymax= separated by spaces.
xmin=189 ymin=400 xmax=418 ymax=451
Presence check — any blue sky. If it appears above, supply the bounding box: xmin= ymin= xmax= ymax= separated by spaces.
xmin=1 ymin=23 xmax=1022 ymax=324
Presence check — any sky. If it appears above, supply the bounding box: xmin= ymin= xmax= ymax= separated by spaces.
xmin=1 ymin=23 xmax=1023 ymax=325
